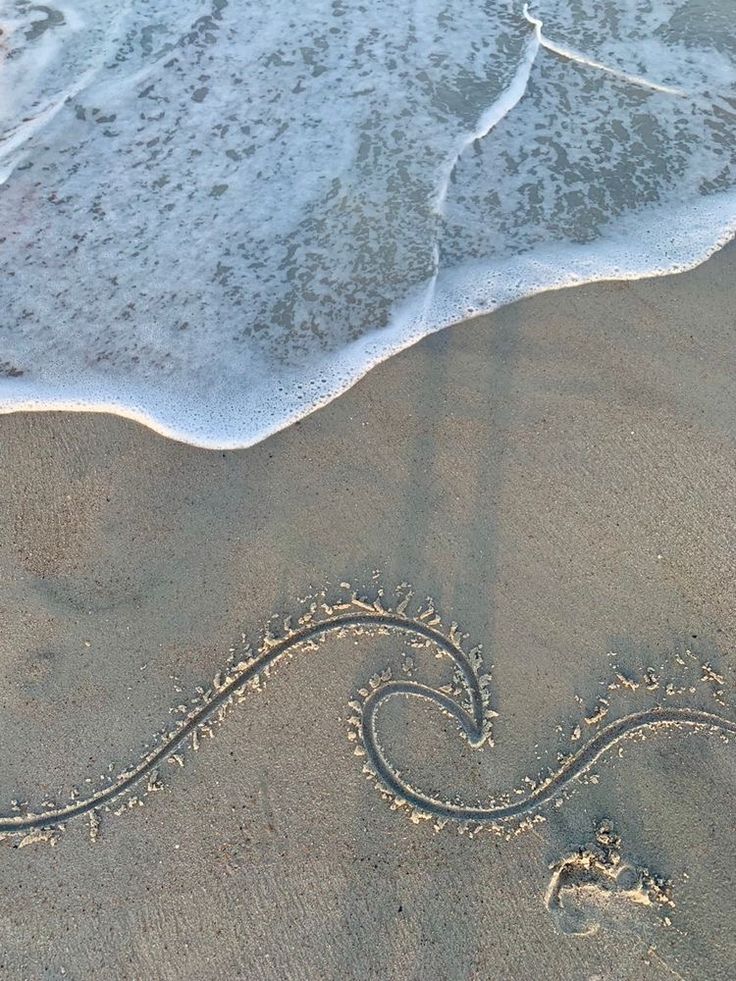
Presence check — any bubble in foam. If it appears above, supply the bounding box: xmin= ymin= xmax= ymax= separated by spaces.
xmin=0 ymin=0 xmax=734 ymax=447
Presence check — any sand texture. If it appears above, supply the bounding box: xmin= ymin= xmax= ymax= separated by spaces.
xmin=1 ymin=247 xmax=735 ymax=979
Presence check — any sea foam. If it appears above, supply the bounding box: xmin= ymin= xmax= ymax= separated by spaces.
xmin=1 ymin=0 xmax=734 ymax=447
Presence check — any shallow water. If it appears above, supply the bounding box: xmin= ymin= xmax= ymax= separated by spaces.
xmin=1 ymin=0 xmax=734 ymax=446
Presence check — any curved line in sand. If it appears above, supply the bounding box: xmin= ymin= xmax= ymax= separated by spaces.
xmin=1 ymin=609 xmax=734 ymax=834
xmin=363 ymin=694 xmax=736 ymax=822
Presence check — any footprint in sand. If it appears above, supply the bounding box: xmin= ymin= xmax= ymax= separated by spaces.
xmin=545 ymin=822 xmax=673 ymax=937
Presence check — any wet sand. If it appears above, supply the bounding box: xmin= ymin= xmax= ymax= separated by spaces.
xmin=0 ymin=245 xmax=735 ymax=979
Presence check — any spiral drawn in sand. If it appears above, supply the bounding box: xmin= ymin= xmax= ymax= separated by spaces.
xmin=1 ymin=589 xmax=734 ymax=842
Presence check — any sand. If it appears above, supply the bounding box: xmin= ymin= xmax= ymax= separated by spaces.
xmin=0 ymin=245 xmax=735 ymax=979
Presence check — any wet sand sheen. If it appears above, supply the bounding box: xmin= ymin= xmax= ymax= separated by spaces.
xmin=0 ymin=247 xmax=735 ymax=977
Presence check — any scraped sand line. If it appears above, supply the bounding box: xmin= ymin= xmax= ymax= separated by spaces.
xmin=1 ymin=605 xmax=735 ymax=836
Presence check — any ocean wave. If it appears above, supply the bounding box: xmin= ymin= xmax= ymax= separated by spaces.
xmin=1 ymin=0 xmax=734 ymax=447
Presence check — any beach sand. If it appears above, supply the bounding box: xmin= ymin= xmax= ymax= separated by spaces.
xmin=0 ymin=245 xmax=735 ymax=979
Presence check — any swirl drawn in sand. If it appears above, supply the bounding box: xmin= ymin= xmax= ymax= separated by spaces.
xmin=1 ymin=586 xmax=735 ymax=845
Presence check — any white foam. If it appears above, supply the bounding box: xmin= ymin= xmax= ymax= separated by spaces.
xmin=522 ymin=5 xmax=687 ymax=97
xmin=434 ymin=28 xmax=542 ymax=215
xmin=0 ymin=0 xmax=734 ymax=447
